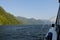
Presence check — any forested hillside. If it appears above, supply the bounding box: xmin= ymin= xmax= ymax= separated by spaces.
xmin=0 ymin=6 xmax=23 ymax=25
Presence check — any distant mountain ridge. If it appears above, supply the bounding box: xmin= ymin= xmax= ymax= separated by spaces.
xmin=16 ymin=16 xmax=52 ymax=25
xmin=0 ymin=6 xmax=54 ymax=25
xmin=0 ymin=6 xmax=23 ymax=25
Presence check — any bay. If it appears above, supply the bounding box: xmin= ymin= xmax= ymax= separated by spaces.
xmin=0 ymin=25 xmax=50 ymax=40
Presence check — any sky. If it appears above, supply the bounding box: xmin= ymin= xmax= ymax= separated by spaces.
xmin=0 ymin=0 xmax=59 ymax=19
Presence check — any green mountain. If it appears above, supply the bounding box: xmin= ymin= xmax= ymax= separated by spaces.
xmin=0 ymin=6 xmax=23 ymax=25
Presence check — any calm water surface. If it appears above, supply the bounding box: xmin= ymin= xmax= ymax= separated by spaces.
xmin=0 ymin=25 xmax=50 ymax=40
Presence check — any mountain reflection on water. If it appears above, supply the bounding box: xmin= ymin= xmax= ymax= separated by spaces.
xmin=0 ymin=25 xmax=50 ymax=40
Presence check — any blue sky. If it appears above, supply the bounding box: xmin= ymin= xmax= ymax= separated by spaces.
xmin=0 ymin=0 xmax=59 ymax=19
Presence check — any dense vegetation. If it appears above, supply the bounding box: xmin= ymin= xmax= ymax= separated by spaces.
xmin=0 ymin=6 xmax=23 ymax=25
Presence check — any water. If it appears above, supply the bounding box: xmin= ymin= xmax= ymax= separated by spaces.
xmin=0 ymin=25 xmax=50 ymax=40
